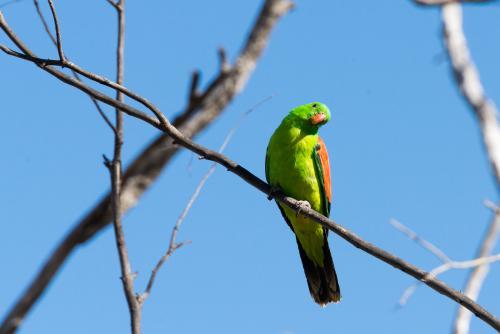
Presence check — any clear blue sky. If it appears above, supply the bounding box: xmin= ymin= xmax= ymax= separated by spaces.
xmin=0 ymin=1 xmax=499 ymax=333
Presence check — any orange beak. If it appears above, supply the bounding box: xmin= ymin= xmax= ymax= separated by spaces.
xmin=310 ymin=113 xmax=326 ymax=125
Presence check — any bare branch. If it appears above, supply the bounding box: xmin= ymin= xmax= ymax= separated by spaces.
xmin=217 ymin=47 xmax=230 ymax=74
xmin=0 ymin=1 xmax=292 ymax=332
xmin=105 ymin=0 xmax=119 ymax=10
xmin=453 ymin=204 xmax=500 ymax=334
xmin=0 ymin=44 xmax=60 ymax=64
xmin=398 ymin=254 xmax=500 ymax=307
xmin=140 ymin=96 xmax=272 ymax=302
xmin=390 ymin=219 xmax=452 ymax=263
xmin=2 ymin=11 xmax=500 ymax=331
xmin=105 ymin=1 xmax=142 ymax=333
xmin=440 ymin=3 xmax=500 ymax=329
xmin=188 ymin=70 xmax=201 ymax=105
xmin=46 ymin=0 xmax=64 ymax=62
xmin=442 ymin=3 xmax=500 ymax=184
xmin=33 ymin=0 xmax=56 ymax=45
xmin=33 ymin=0 xmax=115 ymax=132
xmin=393 ymin=216 xmax=500 ymax=312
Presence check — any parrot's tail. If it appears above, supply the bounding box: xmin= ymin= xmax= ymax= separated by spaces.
xmin=296 ymin=235 xmax=341 ymax=306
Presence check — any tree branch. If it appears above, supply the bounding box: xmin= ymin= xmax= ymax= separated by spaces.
xmin=139 ymin=96 xmax=271 ymax=303
xmin=33 ymin=0 xmax=116 ymax=132
xmin=46 ymin=0 xmax=64 ymax=62
xmin=442 ymin=2 xmax=500 ymax=184
xmin=392 ymin=219 xmax=500 ymax=309
xmin=2 ymin=3 xmax=500 ymax=331
xmin=453 ymin=202 xmax=500 ymax=334
xmin=104 ymin=1 xmax=142 ymax=333
xmin=0 ymin=1 xmax=292 ymax=333
xmin=390 ymin=219 xmax=451 ymax=263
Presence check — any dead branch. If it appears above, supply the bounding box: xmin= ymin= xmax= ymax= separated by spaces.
xmin=390 ymin=219 xmax=451 ymax=263
xmin=0 ymin=1 xmax=292 ymax=333
xmin=392 ymin=220 xmax=500 ymax=308
xmin=139 ymin=96 xmax=272 ymax=303
xmin=104 ymin=0 xmax=142 ymax=333
xmin=46 ymin=0 xmax=64 ymax=62
xmin=453 ymin=203 xmax=500 ymax=334
xmin=442 ymin=2 xmax=500 ymax=184
xmin=33 ymin=0 xmax=115 ymax=132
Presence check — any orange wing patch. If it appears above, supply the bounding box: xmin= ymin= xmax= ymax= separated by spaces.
xmin=316 ymin=137 xmax=332 ymax=204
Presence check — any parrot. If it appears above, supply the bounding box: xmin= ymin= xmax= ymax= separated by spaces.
xmin=265 ymin=102 xmax=340 ymax=306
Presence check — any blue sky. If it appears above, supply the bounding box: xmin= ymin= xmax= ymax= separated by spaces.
xmin=0 ymin=1 xmax=499 ymax=333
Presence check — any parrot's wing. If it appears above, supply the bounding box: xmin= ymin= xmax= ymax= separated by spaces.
xmin=265 ymin=147 xmax=295 ymax=232
xmin=312 ymin=136 xmax=332 ymax=217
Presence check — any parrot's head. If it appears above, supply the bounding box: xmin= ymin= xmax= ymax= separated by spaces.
xmin=288 ymin=102 xmax=331 ymax=134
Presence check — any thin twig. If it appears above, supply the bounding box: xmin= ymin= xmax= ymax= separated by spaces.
xmin=105 ymin=0 xmax=118 ymax=10
xmin=392 ymin=218 xmax=500 ymax=309
xmin=33 ymin=0 xmax=55 ymax=44
xmin=217 ymin=47 xmax=230 ymax=73
xmin=106 ymin=1 xmax=142 ymax=333
xmin=33 ymin=0 xmax=115 ymax=132
xmin=140 ymin=96 xmax=273 ymax=302
xmin=390 ymin=219 xmax=451 ymax=263
xmin=0 ymin=1 xmax=292 ymax=333
xmin=46 ymin=0 xmax=64 ymax=62
xmin=0 ymin=44 xmax=59 ymax=64
xmin=453 ymin=203 xmax=500 ymax=334
xmin=188 ymin=70 xmax=201 ymax=106
xmin=1 ymin=7 xmax=499 ymax=331
xmin=397 ymin=254 xmax=500 ymax=307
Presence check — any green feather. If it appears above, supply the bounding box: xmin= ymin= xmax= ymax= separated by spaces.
xmin=266 ymin=102 xmax=331 ymax=266
xmin=266 ymin=102 xmax=341 ymax=305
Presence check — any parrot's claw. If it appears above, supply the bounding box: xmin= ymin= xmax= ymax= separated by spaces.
xmin=267 ymin=185 xmax=281 ymax=201
xmin=295 ymin=200 xmax=311 ymax=217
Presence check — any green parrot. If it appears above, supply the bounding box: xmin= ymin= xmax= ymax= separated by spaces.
xmin=265 ymin=102 xmax=340 ymax=306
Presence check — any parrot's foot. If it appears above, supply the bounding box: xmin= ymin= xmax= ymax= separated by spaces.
xmin=267 ymin=185 xmax=281 ymax=201
xmin=295 ymin=200 xmax=311 ymax=217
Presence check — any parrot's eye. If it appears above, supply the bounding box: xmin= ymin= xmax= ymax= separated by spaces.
xmin=312 ymin=103 xmax=318 ymax=108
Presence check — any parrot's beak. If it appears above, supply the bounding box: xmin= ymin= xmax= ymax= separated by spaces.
xmin=310 ymin=113 xmax=326 ymax=125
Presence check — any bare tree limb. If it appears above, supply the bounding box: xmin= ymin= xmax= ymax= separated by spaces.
xmin=442 ymin=2 xmax=500 ymax=184
xmin=105 ymin=0 xmax=119 ymax=10
xmin=453 ymin=202 xmax=500 ymax=334
xmin=0 ymin=1 xmax=292 ymax=333
xmin=139 ymin=96 xmax=272 ymax=303
xmin=46 ymin=0 xmax=64 ymax=62
xmin=409 ymin=0 xmax=500 ymax=330
xmin=33 ymin=0 xmax=116 ymax=132
xmin=2 ymin=4 xmax=500 ymax=331
xmin=33 ymin=0 xmax=55 ymax=44
xmin=392 ymin=220 xmax=500 ymax=308
xmin=390 ymin=219 xmax=451 ymax=263
xmin=188 ymin=70 xmax=201 ymax=106
xmin=103 ymin=1 xmax=143 ymax=333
